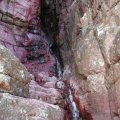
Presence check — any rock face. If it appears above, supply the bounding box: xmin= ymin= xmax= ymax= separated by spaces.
xmin=0 ymin=0 xmax=65 ymax=120
xmin=0 ymin=93 xmax=64 ymax=120
xmin=58 ymin=0 xmax=120 ymax=120
xmin=0 ymin=0 xmax=56 ymax=81
xmin=2 ymin=0 xmax=120 ymax=120
xmin=0 ymin=44 xmax=65 ymax=119
xmin=0 ymin=44 xmax=32 ymax=97
xmin=29 ymin=79 xmax=62 ymax=105
xmin=0 ymin=0 xmax=40 ymax=23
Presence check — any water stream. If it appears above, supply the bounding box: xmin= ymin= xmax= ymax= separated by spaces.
xmin=68 ymin=89 xmax=83 ymax=120
xmin=40 ymin=1 xmax=83 ymax=119
xmin=55 ymin=56 xmax=63 ymax=79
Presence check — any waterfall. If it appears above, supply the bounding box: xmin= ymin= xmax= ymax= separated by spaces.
xmin=68 ymin=89 xmax=83 ymax=120
xmin=55 ymin=56 xmax=63 ymax=79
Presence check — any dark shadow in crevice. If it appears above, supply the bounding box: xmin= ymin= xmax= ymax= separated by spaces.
xmin=40 ymin=0 xmax=64 ymax=77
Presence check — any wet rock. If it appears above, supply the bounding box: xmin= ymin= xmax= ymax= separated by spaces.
xmin=0 ymin=44 xmax=32 ymax=97
xmin=0 ymin=93 xmax=65 ymax=120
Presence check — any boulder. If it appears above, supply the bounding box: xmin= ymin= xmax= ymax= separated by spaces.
xmin=0 ymin=44 xmax=32 ymax=97
xmin=0 ymin=93 xmax=65 ymax=120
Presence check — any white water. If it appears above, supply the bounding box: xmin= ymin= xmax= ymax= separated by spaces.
xmin=68 ymin=89 xmax=83 ymax=120
xmin=55 ymin=57 xmax=63 ymax=79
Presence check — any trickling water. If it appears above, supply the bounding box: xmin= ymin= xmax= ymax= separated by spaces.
xmin=44 ymin=36 xmax=63 ymax=78
xmin=56 ymin=80 xmax=83 ymax=120
xmin=55 ymin=56 xmax=63 ymax=79
xmin=40 ymin=1 xmax=84 ymax=119
xmin=68 ymin=89 xmax=83 ymax=120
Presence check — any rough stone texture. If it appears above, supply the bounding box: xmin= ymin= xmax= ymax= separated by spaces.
xmin=0 ymin=0 xmax=40 ymax=23
xmin=0 ymin=0 xmax=56 ymax=81
xmin=3 ymin=0 xmax=120 ymax=119
xmin=0 ymin=44 xmax=32 ymax=97
xmin=0 ymin=1 xmax=66 ymax=120
xmin=0 ymin=93 xmax=65 ymax=120
xmin=29 ymin=80 xmax=63 ymax=105
xmin=58 ymin=0 xmax=120 ymax=119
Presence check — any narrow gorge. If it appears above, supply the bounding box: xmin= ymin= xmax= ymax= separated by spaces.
xmin=0 ymin=0 xmax=120 ymax=120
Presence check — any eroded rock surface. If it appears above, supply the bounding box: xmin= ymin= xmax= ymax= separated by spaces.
xmin=1 ymin=0 xmax=120 ymax=120
xmin=58 ymin=0 xmax=120 ymax=120
xmin=0 ymin=0 xmax=56 ymax=80
xmin=0 ymin=93 xmax=64 ymax=120
xmin=0 ymin=0 xmax=65 ymax=120
xmin=29 ymin=79 xmax=62 ymax=104
xmin=0 ymin=44 xmax=32 ymax=97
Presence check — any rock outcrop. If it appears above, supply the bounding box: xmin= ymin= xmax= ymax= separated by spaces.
xmin=0 ymin=93 xmax=64 ymax=120
xmin=1 ymin=0 xmax=120 ymax=120
xmin=0 ymin=44 xmax=65 ymax=120
xmin=0 ymin=0 xmax=66 ymax=120
xmin=29 ymin=79 xmax=62 ymax=105
xmin=58 ymin=0 xmax=120 ymax=120
xmin=0 ymin=44 xmax=32 ymax=97
xmin=0 ymin=0 xmax=56 ymax=80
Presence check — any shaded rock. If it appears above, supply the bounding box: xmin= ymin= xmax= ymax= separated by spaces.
xmin=0 ymin=93 xmax=65 ymax=120
xmin=87 ymin=93 xmax=111 ymax=120
xmin=0 ymin=44 xmax=32 ymax=97
xmin=86 ymin=73 xmax=111 ymax=120
xmin=106 ymin=62 xmax=120 ymax=118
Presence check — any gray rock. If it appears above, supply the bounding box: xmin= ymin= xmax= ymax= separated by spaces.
xmin=0 ymin=44 xmax=32 ymax=97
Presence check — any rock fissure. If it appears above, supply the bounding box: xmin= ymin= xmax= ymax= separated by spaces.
xmin=0 ymin=0 xmax=120 ymax=120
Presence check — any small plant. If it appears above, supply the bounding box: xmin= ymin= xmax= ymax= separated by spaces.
xmin=117 ymin=27 xmax=120 ymax=34
xmin=115 ymin=27 xmax=120 ymax=38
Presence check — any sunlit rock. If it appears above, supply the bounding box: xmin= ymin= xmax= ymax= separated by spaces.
xmin=0 ymin=44 xmax=32 ymax=97
xmin=0 ymin=93 xmax=65 ymax=120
